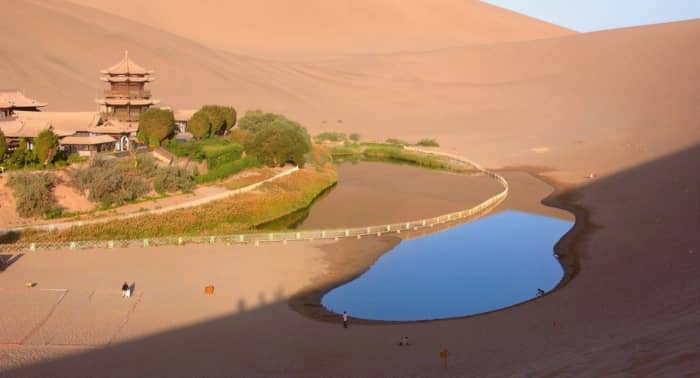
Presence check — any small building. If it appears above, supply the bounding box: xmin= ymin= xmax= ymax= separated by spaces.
xmin=60 ymin=135 xmax=117 ymax=156
xmin=96 ymin=51 xmax=160 ymax=123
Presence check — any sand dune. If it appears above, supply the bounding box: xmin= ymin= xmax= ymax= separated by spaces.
xmin=67 ymin=0 xmax=573 ymax=59
xmin=2 ymin=1 xmax=700 ymax=375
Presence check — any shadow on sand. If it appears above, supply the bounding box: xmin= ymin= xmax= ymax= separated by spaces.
xmin=4 ymin=144 xmax=700 ymax=377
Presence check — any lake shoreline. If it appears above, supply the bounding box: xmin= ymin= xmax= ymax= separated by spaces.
xmin=288 ymin=168 xmax=584 ymax=324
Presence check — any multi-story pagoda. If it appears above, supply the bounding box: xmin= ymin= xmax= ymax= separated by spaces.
xmin=96 ymin=51 xmax=159 ymax=123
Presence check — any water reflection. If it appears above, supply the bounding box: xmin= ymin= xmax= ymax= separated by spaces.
xmin=322 ymin=210 xmax=572 ymax=321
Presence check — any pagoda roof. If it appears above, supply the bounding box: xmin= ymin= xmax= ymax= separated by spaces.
xmin=100 ymin=51 xmax=154 ymax=76
xmin=100 ymin=76 xmax=154 ymax=83
xmin=96 ymin=98 xmax=160 ymax=106
xmin=0 ymin=89 xmax=47 ymax=108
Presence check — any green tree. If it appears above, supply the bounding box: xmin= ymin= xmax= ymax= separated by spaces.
xmin=35 ymin=129 xmax=59 ymax=165
xmin=7 ymin=138 xmax=37 ymax=168
xmin=244 ymin=117 xmax=312 ymax=168
xmin=138 ymin=108 xmax=175 ymax=146
xmin=188 ymin=110 xmax=212 ymax=139
xmin=238 ymin=110 xmax=279 ymax=134
xmin=0 ymin=129 xmax=6 ymax=162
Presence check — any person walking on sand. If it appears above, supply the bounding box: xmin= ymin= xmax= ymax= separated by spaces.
xmin=399 ymin=336 xmax=409 ymax=346
xmin=343 ymin=311 xmax=348 ymax=328
xmin=121 ymin=282 xmax=129 ymax=298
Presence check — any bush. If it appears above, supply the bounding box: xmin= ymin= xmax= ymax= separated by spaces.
xmin=6 ymin=138 xmax=37 ymax=168
xmin=69 ymin=157 xmax=149 ymax=206
xmin=315 ymin=132 xmax=346 ymax=143
xmin=385 ymin=138 xmax=409 ymax=146
xmin=153 ymin=167 xmax=193 ymax=193
xmin=195 ymin=156 xmax=260 ymax=184
xmin=138 ymin=108 xmax=175 ymax=146
xmin=416 ymin=138 xmax=440 ymax=147
xmin=349 ymin=133 xmax=360 ymax=142
xmin=229 ymin=128 xmax=251 ymax=144
xmin=205 ymin=143 xmax=244 ymax=169
xmin=244 ymin=116 xmax=312 ymax=168
xmin=67 ymin=153 xmax=87 ymax=164
xmin=134 ymin=153 xmax=159 ymax=177
xmin=6 ymin=171 xmax=60 ymax=218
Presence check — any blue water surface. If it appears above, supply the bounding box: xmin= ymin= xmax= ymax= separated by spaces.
xmin=321 ymin=210 xmax=573 ymax=321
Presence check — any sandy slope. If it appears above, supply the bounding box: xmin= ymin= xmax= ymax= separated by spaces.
xmin=67 ymin=0 xmax=573 ymax=59
xmin=1 ymin=0 xmax=700 ymax=375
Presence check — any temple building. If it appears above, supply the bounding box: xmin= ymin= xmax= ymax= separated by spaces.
xmin=96 ymin=51 xmax=159 ymax=123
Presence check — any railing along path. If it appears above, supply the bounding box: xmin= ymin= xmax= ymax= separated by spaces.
xmin=0 ymin=148 xmax=509 ymax=252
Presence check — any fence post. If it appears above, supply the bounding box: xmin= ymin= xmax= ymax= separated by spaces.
xmin=178 ymin=237 xmax=183 ymax=245
xmin=209 ymin=236 xmax=215 ymax=244
xmin=296 ymin=232 xmax=301 ymax=240
xmin=70 ymin=242 xmax=76 ymax=250
xmin=239 ymin=235 xmax=244 ymax=242
xmin=30 ymin=243 xmax=36 ymax=251
xmin=143 ymin=239 xmax=149 ymax=247
xmin=108 ymin=240 xmax=114 ymax=249
xmin=345 ymin=230 xmax=349 ymax=237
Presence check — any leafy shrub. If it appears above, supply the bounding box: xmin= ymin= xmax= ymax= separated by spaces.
xmin=243 ymin=113 xmax=312 ymax=168
xmin=138 ymin=108 xmax=175 ymax=146
xmin=416 ymin=138 xmax=440 ymax=147
xmin=188 ymin=111 xmax=212 ymax=139
xmin=205 ymin=143 xmax=244 ymax=169
xmin=6 ymin=139 xmax=37 ymax=168
xmin=229 ymin=128 xmax=250 ymax=145
xmin=153 ymin=167 xmax=193 ymax=193
xmin=69 ymin=157 xmax=149 ymax=206
xmin=349 ymin=133 xmax=360 ymax=142
xmin=134 ymin=153 xmax=159 ymax=177
xmin=195 ymin=156 xmax=260 ymax=184
xmin=315 ymin=132 xmax=346 ymax=143
xmin=385 ymin=138 xmax=409 ymax=146
xmin=6 ymin=171 xmax=60 ymax=218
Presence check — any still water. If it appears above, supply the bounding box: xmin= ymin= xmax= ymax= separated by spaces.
xmin=322 ymin=210 xmax=572 ymax=321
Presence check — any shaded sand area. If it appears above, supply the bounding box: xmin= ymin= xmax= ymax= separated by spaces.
xmin=296 ymin=162 xmax=503 ymax=229
xmin=0 ymin=171 xmax=597 ymax=377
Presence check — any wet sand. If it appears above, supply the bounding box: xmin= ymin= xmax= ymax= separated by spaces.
xmin=298 ymin=162 xmax=503 ymax=229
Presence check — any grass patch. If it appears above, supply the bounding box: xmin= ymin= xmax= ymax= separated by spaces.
xmin=416 ymin=138 xmax=440 ymax=147
xmin=329 ymin=142 xmax=468 ymax=172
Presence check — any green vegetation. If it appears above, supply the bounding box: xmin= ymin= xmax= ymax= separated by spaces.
xmin=6 ymin=138 xmax=37 ymax=168
xmin=188 ymin=105 xmax=237 ymax=138
xmin=349 ymin=133 xmax=361 ymax=142
xmin=416 ymin=138 xmax=440 ymax=147
xmin=69 ymin=157 xmax=150 ymax=206
xmin=6 ymin=171 xmax=60 ymax=218
xmin=0 ymin=129 xmax=7 ymax=162
xmin=385 ymin=138 xmax=409 ymax=146
xmin=34 ymin=129 xmax=60 ymax=166
xmin=138 ymin=108 xmax=175 ymax=147
xmin=315 ymin=131 xmax=347 ymax=143
xmin=194 ymin=155 xmax=260 ymax=184
xmin=242 ymin=112 xmax=312 ymax=168
xmin=238 ymin=110 xmax=278 ymax=134
xmin=329 ymin=142 xmax=467 ymax=172
xmin=153 ymin=167 xmax=194 ymax=194
xmin=22 ymin=147 xmax=337 ymax=242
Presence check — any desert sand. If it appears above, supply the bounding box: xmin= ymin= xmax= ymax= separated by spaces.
xmin=1 ymin=0 xmax=699 ymax=376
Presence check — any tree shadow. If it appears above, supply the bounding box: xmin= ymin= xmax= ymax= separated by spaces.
xmin=0 ymin=253 xmax=24 ymax=271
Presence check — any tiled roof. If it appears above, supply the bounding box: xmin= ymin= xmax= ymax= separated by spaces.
xmin=100 ymin=51 xmax=153 ymax=75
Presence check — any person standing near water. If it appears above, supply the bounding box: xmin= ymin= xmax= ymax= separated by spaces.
xmin=121 ymin=282 xmax=129 ymax=298
xmin=343 ymin=311 xmax=348 ymax=328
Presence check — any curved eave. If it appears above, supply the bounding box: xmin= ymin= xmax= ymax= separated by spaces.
xmin=100 ymin=76 xmax=155 ymax=83
xmin=96 ymin=98 xmax=160 ymax=106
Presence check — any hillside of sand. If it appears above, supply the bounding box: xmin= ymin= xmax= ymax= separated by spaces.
xmin=1 ymin=0 xmax=699 ymax=375
xmin=67 ymin=0 xmax=573 ymax=59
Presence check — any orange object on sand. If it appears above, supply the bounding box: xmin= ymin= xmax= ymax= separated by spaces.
xmin=204 ymin=285 xmax=214 ymax=295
